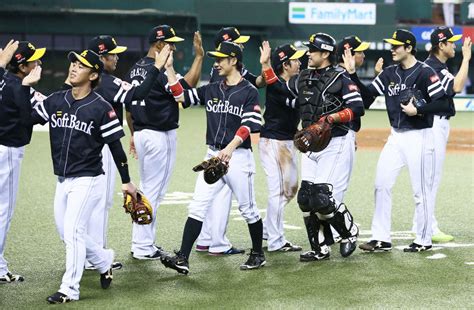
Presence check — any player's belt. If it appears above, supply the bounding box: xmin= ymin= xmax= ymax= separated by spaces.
xmin=209 ymin=144 xmax=227 ymax=151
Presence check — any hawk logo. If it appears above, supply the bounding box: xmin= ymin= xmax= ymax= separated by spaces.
xmin=392 ymin=31 xmax=397 ymax=39
xmin=309 ymin=34 xmax=316 ymax=43
xmin=430 ymin=75 xmax=439 ymax=83
xmin=27 ymin=43 xmax=35 ymax=50
xmin=80 ymin=50 xmax=88 ymax=57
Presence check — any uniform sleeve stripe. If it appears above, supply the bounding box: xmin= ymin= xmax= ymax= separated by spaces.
xmin=342 ymin=92 xmax=359 ymax=99
xmin=242 ymin=118 xmax=263 ymax=125
xmin=242 ymin=112 xmax=261 ymax=118
xmin=441 ymin=75 xmax=453 ymax=91
xmin=100 ymin=118 xmax=119 ymax=130
xmin=286 ymin=80 xmax=298 ymax=97
xmin=120 ymin=89 xmax=129 ymax=104
xmin=429 ymin=85 xmax=444 ymax=97
xmin=346 ymin=97 xmax=363 ymax=103
xmin=372 ymin=81 xmax=384 ymax=95
xmin=187 ymin=89 xmax=195 ymax=105
xmin=427 ymin=81 xmax=441 ymax=91
xmin=113 ymin=87 xmax=125 ymax=103
xmin=291 ymin=98 xmax=296 ymax=108
xmin=101 ymin=126 xmax=123 ymax=138
xmin=375 ymin=77 xmax=385 ymax=91
xmin=34 ymin=103 xmax=48 ymax=121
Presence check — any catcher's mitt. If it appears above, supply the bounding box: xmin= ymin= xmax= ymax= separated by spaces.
xmin=294 ymin=116 xmax=333 ymax=153
xmin=123 ymin=190 xmax=153 ymax=225
xmin=400 ymin=88 xmax=426 ymax=109
xmin=192 ymin=156 xmax=229 ymax=184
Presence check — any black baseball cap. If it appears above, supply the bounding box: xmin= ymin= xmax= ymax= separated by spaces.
xmin=214 ymin=27 xmax=250 ymax=47
xmin=430 ymin=26 xmax=462 ymax=45
xmin=337 ymin=36 xmax=370 ymax=55
xmin=9 ymin=41 xmax=46 ymax=67
xmin=68 ymin=50 xmax=103 ymax=73
xmin=384 ymin=29 xmax=416 ymax=48
xmin=304 ymin=33 xmax=336 ymax=52
xmin=148 ymin=25 xmax=184 ymax=44
xmin=207 ymin=41 xmax=243 ymax=62
xmin=88 ymin=35 xmax=127 ymax=55
xmin=271 ymin=44 xmax=306 ymax=68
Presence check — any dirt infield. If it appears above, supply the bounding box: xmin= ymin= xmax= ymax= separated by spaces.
xmin=356 ymin=128 xmax=474 ymax=153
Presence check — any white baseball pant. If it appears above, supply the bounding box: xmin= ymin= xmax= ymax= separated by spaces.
xmin=0 ymin=145 xmax=24 ymax=277
xmin=54 ymin=175 xmax=114 ymax=300
xmin=371 ymin=127 xmax=435 ymax=246
xmin=259 ymin=138 xmax=298 ymax=251
xmin=132 ymin=129 xmax=177 ymax=256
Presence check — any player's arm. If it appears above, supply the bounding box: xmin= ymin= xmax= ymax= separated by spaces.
xmin=453 ymin=37 xmax=471 ymax=93
xmin=125 ymin=111 xmax=137 ymax=159
xmin=18 ymin=66 xmax=45 ymax=125
xmin=183 ymin=31 xmax=204 ymax=87
xmin=219 ymin=89 xmax=262 ymax=162
xmin=325 ymin=76 xmax=365 ymax=124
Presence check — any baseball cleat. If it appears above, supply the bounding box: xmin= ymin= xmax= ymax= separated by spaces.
xmin=85 ymin=261 xmax=123 ymax=271
xmin=277 ymin=242 xmax=302 ymax=252
xmin=432 ymin=231 xmax=454 ymax=243
xmin=209 ymin=247 xmax=245 ymax=256
xmin=359 ymin=240 xmax=392 ymax=252
xmin=0 ymin=272 xmax=24 ymax=284
xmin=161 ymin=251 xmax=189 ymax=275
xmin=299 ymin=250 xmax=330 ymax=262
xmin=132 ymin=249 xmax=163 ymax=260
xmin=240 ymin=250 xmax=266 ymax=270
xmin=100 ymin=268 xmax=113 ymax=289
xmin=46 ymin=292 xmax=73 ymax=304
xmin=403 ymin=243 xmax=432 ymax=252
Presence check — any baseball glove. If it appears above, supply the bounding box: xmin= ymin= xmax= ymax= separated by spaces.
xmin=192 ymin=156 xmax=229 ymax=184
xmin=400 ymin=88 xmax=426 ymax=109
xmin=123 ymin=191 xmax=153 ymax=225
xmin=294 ymin=116 xmax=333 ymax=153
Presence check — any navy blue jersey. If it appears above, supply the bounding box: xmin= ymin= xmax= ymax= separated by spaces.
xmin=369 ymin=61 xmax=446 ymax=129
xmin=260 ymin=76 xmax=299 ymax=140
xmin=282 ymin=66 xmax=365 ymax=137
xmin=182 ymin=79 xmax=262 ymax=149
xmin=424 ymin=55 xmax=455 ymax=117
xmin=125 ymin=57 xmax=190 ymax=132
xmin=0 ymin=71 xmax=45 ymax=147
xmin=31 ymin=90 xmax=124 ymax=178
xmin=210 ymin=66 xmax=259 ymax=88
xmin=95 ymin=73 xmax=136 ymax=125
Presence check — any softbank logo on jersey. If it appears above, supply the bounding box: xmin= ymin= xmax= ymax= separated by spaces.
xmin=50 ymin=113 xmax=94 ymax=135
xmin=387 ymin=83 xmax=414 ymax=97
xmin=206 ymin=99 xmax=243 ymax=117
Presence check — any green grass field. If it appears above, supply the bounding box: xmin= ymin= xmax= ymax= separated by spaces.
xmin=1 ymin=109 xmax=473 ymax=309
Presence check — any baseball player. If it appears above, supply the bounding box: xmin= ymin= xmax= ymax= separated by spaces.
xmin=357 ymin=29 xmax=451 ymax=253
xmin=161 ymin=41 xmax=265 ymax=274
xmin=262 ymin=33 xmax=364 ymax=261
xmin=411 ymin=27 xmax=471 ymax=243
xmin=257 ymin=41 xmax=305 ymax=252
xmin=71 ymin=35 xmax=170 ymax=270
xmin=0 ymin=40 xmax=44 ymax=284
xmin=197 ymin=26 xmax=262 ymax=255
xmin=25 ymin=50 xmax=138 ymax=303
xmin=125 ymin=25 xmax=203 ymax=260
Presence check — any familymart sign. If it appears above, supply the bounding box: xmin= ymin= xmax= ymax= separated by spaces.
xmin=289 ymin=2 xmax=376 ymax=25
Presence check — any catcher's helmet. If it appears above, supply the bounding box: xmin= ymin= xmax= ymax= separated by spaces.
xmin=304 ymin=33 xmax=336 ymax=53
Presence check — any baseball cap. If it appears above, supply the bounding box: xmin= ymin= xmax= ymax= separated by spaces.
xmin=148 ymin=25 xmax=184 ymax=44
xmin=68 ymin=50 xmax=103 ymax=73
xmin=207 ymin=41 xmax=243 ymax=62
xmin=9 ymin=41 xmax=46 ymax=67
xmin=384 ymin=29 xmax=416 ymax=48
xmin=88 ymin=35 xmax=127 ymax=55
xmin=271 ymin=44 xmax=306 ymax=68
xmin=430 ymin=26 xmax=462 ymax=45
xmin=214 ymin=27 xmax=250 ymax=47
xmin=304 ymin=33 xmax=336 ymax=52
xmin=337 ymin=36 xmax=370 ymax=54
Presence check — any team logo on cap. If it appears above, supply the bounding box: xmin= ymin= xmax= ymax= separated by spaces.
xmin=392 ymin=31 xmax=397 ymax=39
xmin=28 ymin=43 xmax=35 ymax=50
xmin=170 ymin=28 xmax=176 ymax=36
xmin=438 ymin=33 xmax=445 ymax=39
xmin=15 ymin=53 xmax=23 ymax=60
xmin=217 ymin=43 xmax=222 ymax=51
xmin=112 ymin=37 xmax=117 ymax=45
xmin=278 ymin=51 xmax=286 ymax=59
xmin=235 ymin=29 xmax=241 ymax=36
xmin=81 ymin=50 xmax=88 ymax=57
xmin=290 ymin=45 xmax=297 ymax=51
xmin=355 ymin=36 xmax=362 ymax=43
xmin=223 ymin=34 xmax=230 ymax=41
xmin=310 ymin=34 xmax=316 ymax=43
xmin=157 ymin=30 xmax=164 ymax=37
xmin=98 ymin=44 xmax=106 ymax=52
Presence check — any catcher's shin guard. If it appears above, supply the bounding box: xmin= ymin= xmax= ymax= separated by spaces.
xmin=303 ymin=212 xmax=320 ymax=251
xmin=325 ymin=203 xmax=358 ymax=239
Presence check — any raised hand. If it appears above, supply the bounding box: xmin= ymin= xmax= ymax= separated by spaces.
xmin=193 ymin=31 xmax=204 ymax=58
xmin=154 ymin=44 xmax=171 ymax=69
xmin=22 ymin=65 xmax=42 ymax=86
xmin=374 ymin=57 xmax=384 ymax=75
xmin=165 ymin=51 xmax=174 ymax=70
xmin=0 ymin=39 xmax=19 ymax=68
xmin=341 ymin=49 xmax=356 ymax=74
xmin=462 ymin=37 xmax=472 ymax=62
xmin=259 ymin=41 xmax=272 ymax=66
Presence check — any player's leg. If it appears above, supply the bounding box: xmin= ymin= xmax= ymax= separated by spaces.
xmin=55 ymin=176 xmax=106 ymax=300
xmin=132 ymin=129 xmax=176 ymax=258
xmin=224 ymin=149 xmax=265 ymax=270
xmin=403 ymin=128 xmax=435 ymax=251
xmin=360 ymin=131 xmax=405 ymax=251
xmin=259 ymin=138 xmax=299 ymax=252
xmin=0 ymin=146 xmax=25 ymax=283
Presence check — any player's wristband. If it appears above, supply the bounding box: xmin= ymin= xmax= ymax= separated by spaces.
xmin=235 ymin=126 xmax=250 ymax=142
xmin=333 ymin=108 xmax=354 ymax=123
xmin=263 ymin=68 xmax=278 ymax=85
xmin=169 ymin=80 xmax=184 ymax=99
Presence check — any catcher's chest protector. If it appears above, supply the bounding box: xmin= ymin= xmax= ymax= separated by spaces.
xmin=297 ymin=67 xmax=344 ymax=128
